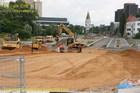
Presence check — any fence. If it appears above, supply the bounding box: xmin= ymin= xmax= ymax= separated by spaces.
xmin=0 ymin=56 xmax=25 ymax=93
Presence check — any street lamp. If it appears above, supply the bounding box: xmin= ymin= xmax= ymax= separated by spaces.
xmin=131 ymin=25 xmax=134 ymax=38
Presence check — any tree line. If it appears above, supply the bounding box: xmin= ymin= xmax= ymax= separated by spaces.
xmin=0 ymin=0 xmax=87 ymax=40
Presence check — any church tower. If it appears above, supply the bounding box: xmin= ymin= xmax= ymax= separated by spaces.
xmin=85 ymin=12 xmax=91 ymax=33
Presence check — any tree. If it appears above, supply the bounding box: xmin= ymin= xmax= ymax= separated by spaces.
xmin=119 ymin=11 xmax=127 ymax=37
xmin=134 ymin=32 xmax=140 ymax=39
xmin=24 ymin=24 xmax=32 ymax=34
xmin=14 ymin=28 xmax=31 ymax=39
xmin=90 ymin=26 xmax=100 ymax=34
xmin=99 ymin=25 xmax=106 ymax=34
xmin=0 ymin=0 xmax=38 ymax=39
xmin=136 ymin=13 xmax=140 ymax=18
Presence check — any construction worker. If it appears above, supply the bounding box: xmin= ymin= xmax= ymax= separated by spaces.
xmin=58 ymin=43 xmax=64 ymax=53
xmin=55 ymin=35 xmax=59 ymax=42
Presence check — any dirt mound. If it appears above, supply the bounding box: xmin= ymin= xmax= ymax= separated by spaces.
xmin=0 ymin=45 xmax=48 ymax=55
xmin=120 ymin=49 xmax=140 ymax=57
xmin=64 ymin=50 xmax=140 ymax=87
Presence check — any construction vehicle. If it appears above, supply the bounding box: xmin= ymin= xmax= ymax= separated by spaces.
xmin=32 ymin=40 xmax=42 ymax=50
xmin=35 ymin=36 xmax=46 ymax=44
xmin=58 ymin=24 xmax=85 ymax=52
xmin=46 ymin=35 xmax=53 ymax=42
xmin=2 ymin=33 xmax=21 ymax=49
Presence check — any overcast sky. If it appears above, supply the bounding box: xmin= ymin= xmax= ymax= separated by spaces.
xmin=4 ymin=0 xmax=140 ymax=26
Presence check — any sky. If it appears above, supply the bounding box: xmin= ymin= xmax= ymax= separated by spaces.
xmin=4 ymin=0 xmax=140 ymax=26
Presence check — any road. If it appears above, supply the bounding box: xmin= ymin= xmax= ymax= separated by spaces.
xmin=90 ymin=37 xmax=112 ymax=49
xmin=106 ymin=38 xmax=130 ymax=50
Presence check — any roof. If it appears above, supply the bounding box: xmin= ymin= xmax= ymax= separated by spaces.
xmin=38 ymin=17 xmax=68 ymax=22
xmin=127 ymin=15 xmax=136 ymax=22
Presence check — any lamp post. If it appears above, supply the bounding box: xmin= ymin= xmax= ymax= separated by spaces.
xmin=131 ymin=25 xmax=134 ymax=38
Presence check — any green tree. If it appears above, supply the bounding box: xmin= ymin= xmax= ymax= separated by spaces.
xmin=136 ymin=13 xmax=140 ymax=18
xmin=0 ymin=0 xmax=38 ymax=39
xmin=14 ymin=28 xmax=31 ymax=39
xmin=24 ymin=24 xmax=32 ymax=34
xmin=134 ymin=32 xmax=140 ymax=39
xmin=119 ymin=11 xmax=127 ymax=37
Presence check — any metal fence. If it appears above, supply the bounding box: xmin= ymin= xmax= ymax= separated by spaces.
xmin=0 ymin=56 xmax=25 ymax=93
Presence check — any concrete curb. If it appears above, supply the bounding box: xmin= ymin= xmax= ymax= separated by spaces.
xmin=87 ymin=37 xmax=104 ymax=47
xmin=123 ymin=38 xmax=131 ymax=48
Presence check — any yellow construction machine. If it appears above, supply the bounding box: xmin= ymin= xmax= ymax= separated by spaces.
xmin=58 ymin=24 xmax=85 ymax=52
xmin=32 ymin=37 xmax=42 ymax=50
xmin=2 ymin=33 xmax=21 ymax=49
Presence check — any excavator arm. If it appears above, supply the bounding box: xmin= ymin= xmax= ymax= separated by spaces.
xmin=58 ymin=24 xmax=75 ymax=37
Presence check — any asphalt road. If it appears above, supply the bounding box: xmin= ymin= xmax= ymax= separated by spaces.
xmin=90 ymin=37 xmax=113 ymax=49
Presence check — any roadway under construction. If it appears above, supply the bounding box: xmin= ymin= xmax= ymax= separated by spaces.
xmin=0 ymin=35 xmax=140 ymax=92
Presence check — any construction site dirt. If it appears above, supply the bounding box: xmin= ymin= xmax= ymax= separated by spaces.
xmin=0 ymin=47 xmax=140 ymax=91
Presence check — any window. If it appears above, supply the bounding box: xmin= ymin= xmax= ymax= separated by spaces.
xmin=137 ymin=23 xmax=140 ymax=26
xmin=137 ymin=28 xmax=140 ymax=32
xmin=127 ymin=28 xmax=131 ymax=31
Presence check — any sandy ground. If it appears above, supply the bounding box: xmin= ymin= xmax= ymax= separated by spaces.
xmin=0 ymin=46 xmax=140 ymax=91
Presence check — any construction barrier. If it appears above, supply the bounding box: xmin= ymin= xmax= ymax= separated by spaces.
xmin=0 ymin=56 xmax=25 ymax=93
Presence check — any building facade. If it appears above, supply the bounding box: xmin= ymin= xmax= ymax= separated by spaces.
xmin=85 ymin=12 xmax=91 ymax=33
xmin=35 ymin=17 xmax=69 ymax=26
xmin=0 ymin=0 xmax=3 ymax=6
xmin=124 ymin=3 xmax=138 ymax=18
xmin=115 ymin=3 xmax=140 ymax=22
xmin=23 ymin=0 xmax=42 ymax=17
xmin=24 ymin=0 xmax=34 ymax=5
xmin=33 ymin=0 xmax=42 ymax=17
xmin=110 ymin=22 xmax=120 ymax=35
xmin=115 ymin=9 xmax=123 ymax=22
xmin=125 ymin=17 xmax=140 ymax=37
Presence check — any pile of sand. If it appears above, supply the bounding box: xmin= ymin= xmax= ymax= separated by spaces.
xmin=0 ymin=45 xmax=48 ymax=55
xmin=24 ymin=49 xmax=140 ymax=91
xmin=64 ymin=49 xmax=140 ymax=87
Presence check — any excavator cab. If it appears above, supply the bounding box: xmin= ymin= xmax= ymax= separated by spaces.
xmin=67 ymin=38 xmax=74 ymax=45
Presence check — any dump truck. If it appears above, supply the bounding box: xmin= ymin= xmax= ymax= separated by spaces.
xmin=2 ymin=33 xmax=21 ymax=49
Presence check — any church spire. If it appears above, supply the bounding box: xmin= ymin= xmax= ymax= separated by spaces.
xmin=85 ymin=12 xmax=91 ymax=33
xmin=86 ymin=12 xmax=90 ymax=20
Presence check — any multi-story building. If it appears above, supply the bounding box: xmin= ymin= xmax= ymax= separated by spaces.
xmin=115 ymin=3 xmax=140 ymax=22
xmin=115 ymin=9 xmax=123 ymax=22
xmin=125 ymin=17 xmax=140 ymax=37
xmin=23 ymin=0 xmax=34 ymax=5
xmin=110 ymin=22 xmax=120 ymax=34
xmin=124 ymin=3 xmax=138 ymax=18
xmin=35 ymin=17 xmax=69 ymax=26
xmin=23 ymin=0 xmax=42 ymax=17
xmin=138 ymin=8 xmax=140 ymax=14
xmin=33 ymin=0 xmax=42 ymax=17
xmin=0 ymin=0 xmax=3 ymax=6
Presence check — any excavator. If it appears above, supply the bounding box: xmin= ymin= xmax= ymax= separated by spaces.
xmin=58 ymin=24 xmax=85 ymax=53
xmin=2 ymin=33 xmax=21 ymax=49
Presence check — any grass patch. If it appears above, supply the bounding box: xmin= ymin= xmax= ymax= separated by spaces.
xmin=87 ymin=40 xmax=94 ymax=44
